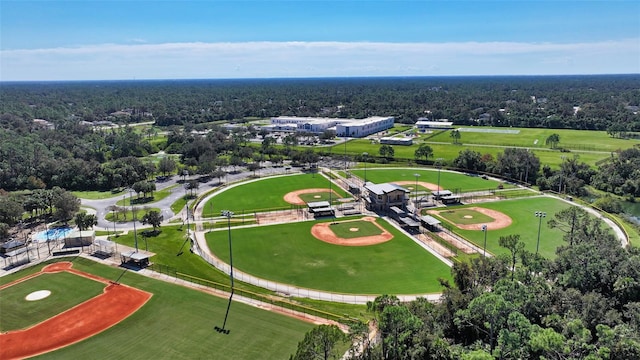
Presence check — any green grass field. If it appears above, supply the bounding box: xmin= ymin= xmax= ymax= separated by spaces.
xmin=116 ymin=185 xmax=177 ymax=206
xmin=2 ymin=259 xmax=313 ymax=359
xmin=329 ymin=220 xmax=383 ymax=238
xmin=105 ymin=207 xmax=161 ymax=222
xmin=325 ymin=130 xmax=617 ymax=168
xmin=72 ymin=189 xmax=126 ymax=200
xmin=206 ymin=217 xmax=452 ymax=294
xmin=426 ymin=127 xmax=635 ymax=152
xmin=432 ymin=197 xmax=576 ymax=259
xmin=350 ymin=168 xmax=509 ymax=192
xmin=0 ymin=272 xmax=105 ymax=331
xmin=202 ymin=173 xmax=351 ymax=217
xmin=437 ymin=208 xmax=495 ymax=225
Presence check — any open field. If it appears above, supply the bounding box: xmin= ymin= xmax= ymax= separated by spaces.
xmin=326 ymin=132 xmax=618 ymax=168
xmin=104 ymin=207 xmax=161 ymax=222
xmin=206 ymin=217 xmax=452 ymax=294
xmin=426 ymin=127 xmax=636 ymax=152
xmin=0 ymin=272 xmax=105 ymax=331
xmin=72 ymin=189 xmax=126 ymax=200
xmin=202 ymin=173 xmax=351 ymax=217
xmin=116 ymin=185 xmax=177 ymax=206
xmin=0 ymin=259 xmax=313 ymax=359
xmin=429 ymin=197 xmax=576 ymax=259
xmin=350 ymin=168 xmax=509 ymax=192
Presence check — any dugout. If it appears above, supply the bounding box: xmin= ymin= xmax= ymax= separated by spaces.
xmin=389 ymin=206 xmax=406 ymax=220
xmin=63 ymin=230 xmax=95 ymax=248
xmin=420 ymin=215 xmax=441 ymax=231
xmin=432 ymin=190 xmax=452 ymax=200
xmin=441 ymin=195 xmax=461 ymax=205
xmin=120 ymin=250 xmax=151 ymax=268
xmin=398 ymin=216 xmax=420 ymax=231
xmin=307 ymin=201 xmax=335 ymax=217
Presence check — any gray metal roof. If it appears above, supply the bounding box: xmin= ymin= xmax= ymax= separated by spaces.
xmin=366 ymin=183 xmax=409 ymax=195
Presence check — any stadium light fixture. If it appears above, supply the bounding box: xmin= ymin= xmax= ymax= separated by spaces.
xmin=482 ymin=224 xmax=487 ymax=257
xmin=215 ymin=210 xmax=235 ymax=335
xmin=535 ymin=211 xmax=546 ymax=255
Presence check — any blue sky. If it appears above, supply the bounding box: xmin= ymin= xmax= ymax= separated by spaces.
xmin=1 ymin=1 xmax=639 ymax=81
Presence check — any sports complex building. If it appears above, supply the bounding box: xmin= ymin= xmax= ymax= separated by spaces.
xmin=267 ymin=116 xmax=394 ymax=137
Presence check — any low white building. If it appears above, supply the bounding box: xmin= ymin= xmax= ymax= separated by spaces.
xmin=269 ymin=116 xmax=394 ymax=137
xmin=415 ymin=120 xmax=453 ymax=132
xmin=335 ymin=116 xmax=395 ymax=138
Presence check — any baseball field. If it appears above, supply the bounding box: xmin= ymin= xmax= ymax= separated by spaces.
xmin=0 ymin=258 xmax=314 ymax=359
xmin=206 ymin=216 xmax=452 ymax=294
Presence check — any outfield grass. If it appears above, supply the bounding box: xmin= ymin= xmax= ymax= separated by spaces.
xmin=10 ymin=259 xmax=313 ymax=360
xmin=206 ymin=217 xmax=452 ymax=294
xmin=350 ymin=168 xmax=509 ymax=192
xmin=432 ymin=197 xmax=575 ymax=259
xmin=0 ymin=272 xmax=105 ymax=331
xmin=202 ymin=173 xmax=351 ymax=217
xmin=329 ymin=220 xmax=383 ymax=238
xmin=112 ymin=225 xmax=368 ymax=318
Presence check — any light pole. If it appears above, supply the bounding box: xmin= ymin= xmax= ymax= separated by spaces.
xmin=216 ymin=210 xmax=235 ymax=334
xmin=535 ymin=211 xmax=546 ymax=255
xmin=363 ymin=152 xmax=368 ymax=184
xmin=129 ymin=189 xmax=138 ymax=253
xmin=482 ymin=224 xmax=487 ymax=257
xmin=558 ymin=155 xmax=566 ymax=193
xmin=436 ymin=158 xmax=443 ymax=200
xmin=414 ymin=173 xmax=420 ymax=215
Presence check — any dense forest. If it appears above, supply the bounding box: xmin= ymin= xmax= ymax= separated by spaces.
xmin=2 ymin=75 xmax=639 ymax=129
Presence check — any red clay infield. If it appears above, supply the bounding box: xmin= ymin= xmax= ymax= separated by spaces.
xmin=283 ymin=188 xmax=339 ymax=205
xmin=311 ymin=216 xmax=393 ymax=246
xmin=0 ymin=262 xmax=152 ymax=360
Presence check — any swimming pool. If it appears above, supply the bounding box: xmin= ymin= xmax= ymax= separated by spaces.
xmin=33 ymin=227 xmax=73 ymax=242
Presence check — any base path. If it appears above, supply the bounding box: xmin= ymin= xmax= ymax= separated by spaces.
xmin=310 ymin=216 xmax=393 ymax=246
xmin=0 ymin=262 xmax=152 ymax=360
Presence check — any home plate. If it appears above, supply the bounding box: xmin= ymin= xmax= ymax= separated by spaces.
xmin=25 ymin=290 xmax=51 ymax=301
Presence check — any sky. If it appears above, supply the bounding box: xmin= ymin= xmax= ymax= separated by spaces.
xmin=1 ymin=0 xmax=639 ymax=81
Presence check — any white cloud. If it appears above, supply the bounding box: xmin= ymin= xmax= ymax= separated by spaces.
xmin=2 ymin=40 xmax=638 ymax=81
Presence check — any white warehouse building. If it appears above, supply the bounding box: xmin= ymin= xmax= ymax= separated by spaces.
xmin=269 ymin=116 xmax=394 ymax=138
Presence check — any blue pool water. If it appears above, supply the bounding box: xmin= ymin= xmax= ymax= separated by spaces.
xmin=33 ymin=227 xmax=73 ymax=242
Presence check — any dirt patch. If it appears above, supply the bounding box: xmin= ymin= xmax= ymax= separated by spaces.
xmin=393 ymin=181 xmax=442 ymax=191
xmin=256 ymin=209 xmax=304 ymax=225
xmin=310 ymin=217 xmax=393 ymax=246
xmin=427 ymin=207 xmax=512 ymax=230
xmin=283 ymin=188 xmax=339 ymax=205
xmin=0 ymin=262 xmax=152 ymax=360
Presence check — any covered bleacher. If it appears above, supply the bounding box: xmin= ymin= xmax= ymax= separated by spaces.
xmin=420 ymin=215 xmax=441 ymax=231
xmin=307 ymin=201 xmax=335 ymax=217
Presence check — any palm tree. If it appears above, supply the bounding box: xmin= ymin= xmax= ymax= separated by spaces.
xmin=450 ymin=129 xmax=461 ymax=144
xmin=75 ymin=212 xmax=97 ymax=252
xmin=545 ymin=133 xmax=560 ymax=149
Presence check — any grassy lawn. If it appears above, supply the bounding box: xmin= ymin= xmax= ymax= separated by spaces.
xmin=329 ymin=220 xmax=384 ymax=238
xmin=72 ymin=189 xmax=125 ymax=200
xmin=427 ymin=127 xmax=635 ymax=152
xmin=202 ymin=173 xmax=351 ymax=217
xmin=432 ymin=197 xmax=576 ymax=259
xmin=11 ymin=259 xmax=313 ymax=360
xmin=105 ymin=207 xmax=161 ymax=222
xmin=206 ymin=217 xmax=452 ymax=294
xmin=116 ymin=185 xmax=177 ymax=206
xmin=324 ymin=136 xmax=613 ymax=168
xmin=0 ymin=272 xmax=105 ymax=331
xmin=350 ymin=168 xmax=509 ymax=192
xmin=437 ymin=208 xmax=495 ymax=225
